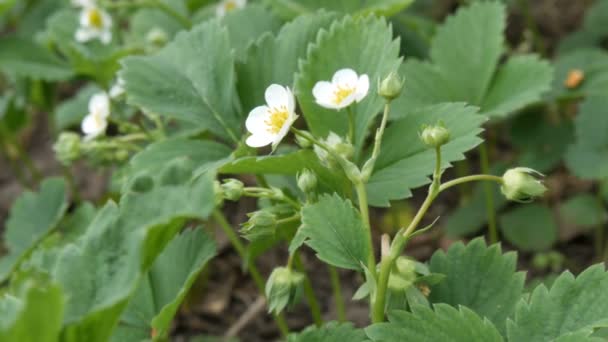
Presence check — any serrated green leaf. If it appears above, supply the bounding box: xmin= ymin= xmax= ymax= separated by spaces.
xmin=288 ymin=322 xmax=366 ymax=342
xmin=0 ymin=178 xmax=67 ymax=281
xmin=265 ymin=0 xmax=413 ymax=19
xmin=565 ymin=96 xmax=608 ymax=180
xmin=295 ymin=15 xmax=401 ymax=150
xmin=129 ymin=8 xmax=184 ymax=45
xmin=560 ymin=194 xmax=608 ymax=229
xmin=300 ymin=193 xmax=369 ymax=271
xmin=122 ymin=21 xmax=241 ymax=142
xmin=0 ymin=36 xmax=72 ymax=81
xmin=392 ymin=1 xmax=551 ymax=119
xmin=508 ymin=264 xmax=608 ymax=341
xmin=220 ymin=149 xmax=348 ymax=194
xmin=0 ymin=280 xmax=64 ymax=342
xmin=367 ymin=102 xmax=485 ymax=206
xmin=366 ymin=304 xmax=503 ymax=341
xmin=221 ymin=4 xmax=283 ymax=58
xmin=428 ymin=238 xmax=524 ymax=336
xmin=54 ymin=84 xmax=102 ymax=131
xmin=236 ymin=11 xmax=336 ymax=113
xmin=498 ymin=204 xmax=558 ymax=252
xmin=113 ymin=229 xmax=216 ymax=340
xmin=52 ymin=171 xmax=216 ymax=342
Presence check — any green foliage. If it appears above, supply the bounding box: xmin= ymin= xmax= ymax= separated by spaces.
xmin=300 ymin=194 xmax=369 ymax=271
xmin=122 ymin=21 xmax=242 ymax=142
xmin=560 ymin=194 xmax=608 ymax=229
xmin=366 ymin=304 xmax=503 ymax=341
xmin=499 ymin=204 xmax=558 ymax=251
xmin=0 ymin=178 xmax=68 ymax=281
xmin=565 ymin=96 xmax=608 ymax=179
xmin=287 ymin=322 xmax=366 ymax=342
xmin=508 ymin=264 xmax=608 ymax=341
xmin=428 ymin=238 xmax=524 ymax=335
xmin=392 ymin=1 xmax=552 ymax=119
xmin=0 ymin=36 xmax=73 ymax=81
xmin=221 ymin=4 xmax=283 ymax=58
xmin=113 ymin=229 xmax=216 ymax=340
xmin=550 ymin=49 xmax=608 ymax=99
xmin=295 ymin=15 xmax=401 ymax=150
xmin=265 ymin=0 xmax=414 ymax=19
xmin=367 ymin=102 xmax=486 ymax=206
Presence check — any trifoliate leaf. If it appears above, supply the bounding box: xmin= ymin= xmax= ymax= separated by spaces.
xmin=122 ymin=21 xmax=242 ymax=142
xmin=365 ymin=304 xmax=503 ymax=342
xmin=428 ymin=238 xmax=525 ymax=336
xmin=221 ymin=4 xmax=283 ymax=59
xmin=300 ymin=193 xmax=369 ymax=271
xmin=54 ymin=84 xmax=102 ymax=131
xmin=237 ymin=11 xmax=336 ymax=113
xmin=498 ymin=204 xmax=558 ymax=252
xmin=287 ymin=322 xmax=366 ymax=342
xmin=565 ymin=96 xmax=608 ymax=180
xmin=508 ymin=264 xmax=608 ymax=341
xmin=52 ymin=171 xmax=216 ymax=342
xmin=295 ymin=15 xmax=401 ymax=150
xmin=0 ymin=178 xmax=67 ymax=281
xmin=0 ymin=279 xmax=64 ymax=342
xmin=392 ymin=1 xmax=552 ymax=119
xmin=113 ymin=229 xmax=216 ymax=340
xmin=367 ymin=102 xmax=485 ymax=207
xmin=0 ymin=36 xmax=72 ymax=81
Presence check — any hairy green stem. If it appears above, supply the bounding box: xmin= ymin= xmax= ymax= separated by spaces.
xmin=346 ymin=107 xmax=355 ymax=144
xmin=212 ymin=210 xmax=289 ymax=336
xmin=355 ymin=181 xmax=377 ymax=279
xmin=479 ymin=143 xmax=498 ymax=244
xmin=294 ymin=253 xmax=323 ymax=327
xmin=328 ymin=265 xmax=346 ymax=322
xmin=439 ymin=174 xmax=504 ymax=193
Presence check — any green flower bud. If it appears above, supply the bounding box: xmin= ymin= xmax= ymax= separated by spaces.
xmin=387 ymin=256 xmax=417 ymax=291
xmin=297 ymin=169 xmax=317 ymax=194
xmin=314 ymin=132 xmax=354 ymax=168
xmin=241 ymin=210 xmax=277 ymax=240
xmin=378 ymin=71 xmax=404 ymax=101
xmin=295 ymin=133 xmax=312 ymax=149
xmin=146 ymin=27 xmax=169 ymax=47
xmin=221 ymin=178 xmax=244 ymax=201
xmin=265 ymin=267 xmax=304 ymax=314
xmin=501 ymin=167 xmax=547 ymax=203
xmin=420 ymin=123 xmax=450 ymax=148
xmin=53 ymin=132 xmax=81 ymax=165
xmin=214 ymin=180 xmax=224 ymax=206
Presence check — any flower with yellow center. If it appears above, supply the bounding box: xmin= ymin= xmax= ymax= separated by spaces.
xmin=312 ymin=68 xmax=370 ymax=110
xmin=75 ymin=4 xmax=113 ymax=44
xmin=216 ymin=0 xmax=247 ymax=18
xmin=245 ymin=84 xmax=298 ymax=149
xmin=81 ymin=92 xmax=111 ymax=140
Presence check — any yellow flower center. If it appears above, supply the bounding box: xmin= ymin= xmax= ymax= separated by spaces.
xmin=88 ymin=8 xmax=104 ymax=29
xmin=224 ymin=0 xmax=238 ymax=11
xmin=333 ymin=85 xmax=355 ymax=105
xmin=265 ymin=106 xmax=289 ymax=134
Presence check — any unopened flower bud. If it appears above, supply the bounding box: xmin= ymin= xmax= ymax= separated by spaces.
xmin=314 ymin=132 xmax=354 ymax=168
xmin=146 ymin=27 xmax=169 ymax=47
xmin=297 ymin=169 xmax=317 ymax=194
xmin=295 ymin=133 xmax=312 ymax=149
xmin=214 ymin=180 xmax=224 ymax=206
xmin=241 ymin=210 xmax=277 ymax=240
xmin=265 ymin=267 xmax=304 ymax=314
xmin=501 ymin=167 xmax=547 ymax=202
xmin=378 ymin=71 xmax=404 ymax=101
xmin=387 ymin=256 xmax=417 ymax=291
xmin=54 ymin=132 xmax=81 ymax=165
xmin=420 ymin=124 xmax=450 ymax=148
xmin=221 ymin=178 xmax=244 ymax=201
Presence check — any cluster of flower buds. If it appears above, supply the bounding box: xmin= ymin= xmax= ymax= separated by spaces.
xmin=265 ymin=266 xmax=304 ymax=314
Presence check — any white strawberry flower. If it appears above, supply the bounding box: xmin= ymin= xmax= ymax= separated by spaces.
xmin=109 ymin=77 xmax=125 ymax=99
xmin=75 ymin=5 xmax=113 ymax=44
xmin=312 ymin=68 xmax=370 ymax=110
xmin=245 ymin=84 xmax=298 ymax=149
xmin=81 ymin=92 xmax=110 ymax=140
xmin=216 ymin=0 xmax=246 ymax=17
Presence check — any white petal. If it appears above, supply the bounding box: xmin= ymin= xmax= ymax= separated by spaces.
xmin=75 ymin=28 xmax=95 ymax=42
xmin=272 ymin=114 xmax=297 ymax=149
xmin=216 ymin=4 xmax=226 ymax=17
xmin=89 ymin=93 xmax=110 ymax=118
xmin=101 ymin=10 xmax=112 ymax=29
xmin=312 ymin=81 xmax=338 ymax=109
xmin=100 ymin=30 xmax=112 ymax=44
xmin=245 ymin=105 xmax=270 ymax=134
xmin=285 ymin=87 xmax=296 ymax=114
xmin=72 ymin=0 xmax=95 ymax=7
xmin=79 ymin=9 xmax=90 ymax=26
xmin=332 ymin=68 xmax=358 ymax=87
xmin=81 ymin=114 xmax=107 ymax=138
xmin=265 ymin=84 xmax=290 ymax=109
xmin=109 ymin=81 xmax=124 ymax=98
xmin=246 ymin=133 xmax=274 ymax=148
xmin=236 ymin=0 xmax=247 ymax=7
xmin=355 ymin=74 xmax=369 ymax=102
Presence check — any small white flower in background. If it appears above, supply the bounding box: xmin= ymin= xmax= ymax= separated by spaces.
xmin=109 ymin=77 xmax=125 ymax=99
xmin=245 ymin=84 xmax=298 ymax=149
xmin=81 ymin=92 xmax=110 ymax=140
xmin=71 ymin=0 xmax=96 ymax=7
xmin=216 ymin=0 xmax=246 ymax=17
xmin=312 ymin=68 xmax=369 ymax=110
xmin=75 ymin=4 xmax=113 ymax=44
